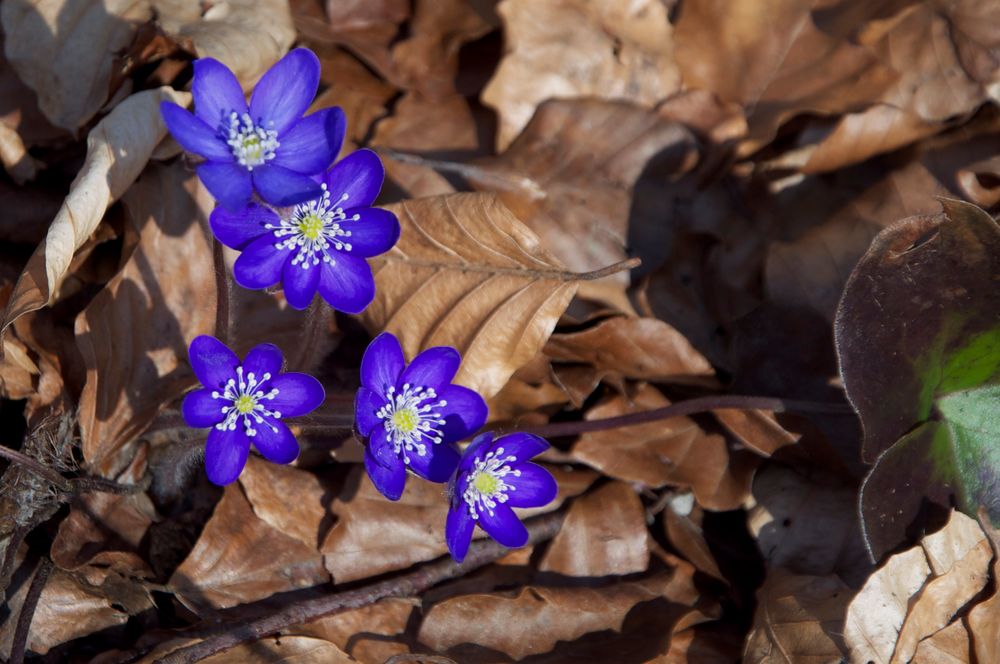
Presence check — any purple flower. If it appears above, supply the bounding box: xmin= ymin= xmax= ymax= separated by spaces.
xmin=161 ymin=48 xmax=345 ymax=211
xmin=445 ymin=432 xmax=557 ymax=562
xmin=182 ymin=335 xmax=325 ymax=485
xmin=208 ymin=149 xmax=399 ymax=311
xmin=355 ymin=332 xmax=488 ymax=501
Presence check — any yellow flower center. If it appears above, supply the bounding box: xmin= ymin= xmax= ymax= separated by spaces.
xmin=297 ymin=212 xmax=325 ymax=241
xmin=391 ymin=407 xmax=419 ymax=434
xmin=234 ymin=394 xmax=257 ymax=414
xmin=473 ymin=471 xmax=499 ymax=496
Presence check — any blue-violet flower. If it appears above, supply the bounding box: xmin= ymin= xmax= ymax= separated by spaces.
xmin=208 ymin=149 xmax=399 ymax=311
xmin=445 ymin=432 xmax=557 ymax=562
xmin=355 ymin=332 xmax=488 ymax=501
xmin=161 ymin=48 xmax=345 ymax=211
xmin=182 ymin=335 xmax=325 ymax=485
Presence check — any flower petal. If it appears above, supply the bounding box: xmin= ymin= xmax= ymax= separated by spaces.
xmin=272 ymin=107 xmax=346 ymax=174
xmin=437 ymin=385 xmax=488 ymax=443
xmin=446 ymin=501 xmax=475 ymax=562
xmin=251 ymin=418 xmax=299 ymax=464
xmin=323 ymin=149 xmax=384 ymax=209
xmin=506 ymin=463 xmax=558 ymax=508
xmin=209 ymin=203 xmax=276 ymax=250
xmin=268 ymin=373 xmax=325 ymax=417
xmin=182 ymin=388 xmax=225 ymax=428
xmin=406 ymin=442 xmax=461 ymax=483
xmin=191 ymin=57 xmax=247 ymax=128
xmin=161 ymin=102 xmax=232 ymax=162
xmin=354 ymin=386 xmax=384 ymax=437
xmin=490 ymin=432 xmax=548 ymax=463
xmin=477 ymin=503 xmax=528 ymax=548
xmin=197 ymin=161 xmax=253 ymax=212
xmin=459 ymin=432 xmax=495 ymax=474
xmin=205 ymin=427 xmax=250 ymax=485
xmin=365 ymin=431 xmax=406 ymax=501
xmin=189 ymin=335 xmax=240 ymax=391
xmin=250 ymin=48 xmax=320 ymax=135
xmin=360 ymin=333 xmax=405 ymax=396
xmin=316 ymin=253 xmax=375 ymax=314
xmin=252 ymin=164 xmax=323 ymax=207
xmin=399 ymin=346 xmax=460 ymax=392
xmin=343 ymin=208 xmax=400 ymax=258
xmin=242 ymin=343 xmax=283 ymax=379
xmin=282 ymin=259 xmax=320 ymax=310
xmin=233 ymin=235 xmax=288 ymax=289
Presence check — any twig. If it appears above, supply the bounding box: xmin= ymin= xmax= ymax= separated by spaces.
xmin=10 ymin=557 xmax=52 ymax=664
xmin=577 ymin=258 xmax=641 ymax=281
xmin=157 ymin=510 xmax=566 ymax=663
xmin=212 ymin=239 xmax=231 ymax=345
xmin=0 ymin=446 xmax=70 ymax=491
xmin=515 ymin=394 xmax=854 ymax=439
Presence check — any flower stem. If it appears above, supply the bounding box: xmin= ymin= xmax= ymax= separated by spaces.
xmin=154 ymin=510 xmax=566 ymax=663
xmin=9 ymin=556 xmax=51 ymax=664
xmin=514 ymin=394 xmax=854 ymax=439
xmin=212 ymin=239 xmax=232 ymax=345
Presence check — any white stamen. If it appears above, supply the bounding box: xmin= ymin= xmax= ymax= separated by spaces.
xmin=212 ymin=366 xmax=281 ymax=437
xmin=375 ymin=383 xmax=447 ymax=463
xmin=226 ymin=112 xmax=279 ymax=170
xmin=463 ymin=447 xmax=520 ymax=519
xmin=265 ymin=185 xmax=354 ymax=268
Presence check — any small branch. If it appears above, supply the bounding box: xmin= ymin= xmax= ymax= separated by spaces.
xmin=10 ymin=557 xmax=51 ymax=664
xmin=213 ymin=239 xmax=232 ymax=345
xmin=515 ymin=395 xmax=854 ymax=439
xmin=577 ymin=257 xmax=641 ymax=281
xmin=157 ymin=510 xmax=565 ymax=663
xmin=0 ymin=446 xmax=70 ymax=491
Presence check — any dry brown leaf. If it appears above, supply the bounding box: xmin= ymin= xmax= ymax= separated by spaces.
xmin=540 ymin=481 xmax=650 ymax=577
xmin=912 ymin=620 xmax=970 ymax=664
xmin=743 ymin=569 xmax=852 ymax=664
xmin=200 ymin=636 xmax=354 ymax=663
xmin=968 ymin=521 xmax=1000 ymax=661
xmin=483 ymin=0 xmax=680 ymax=149
xmin=75 ymin=162 xmax=215 ymax=475
xmin=312 ymin=48 xmax=395 ymax=144
xmin=545 ymin=315 xmax=714 ymax=384
xmin=362 ymin=193 xmax=585 ymax=399
xmin=470 ymin=99 xmax=699 ymax=305
xmin=169 ymin=484 xmax=328 ymax=611
xmin=2 ymin=87 xmax=191 ymax=339
xmin=485 ymin=353 xmax=570 ymax=423
xmin=418 ymin=573 xmax=707 ymax=661
xmin=154 ymin=0 xmax=296 ymax=84
xmin=749 ymin=465 xmax=872 ymax=587
xmin=570 ymin=384 xmax=758 ymax=510
xmin=239 ymin=456 xmax=328 ymax=550
xmin=843 ymin=510 xmax=992 ymax=664
xmin=662 ymin=500 xmax=726 ymax=583
xmin=314 ymin=0 xmax=410 ymax=80
xmin=1 ymin=0 xmax=154 ymax=130
xmin=321 ymin=464 xmax=594 ymax=583
xmin=674 ymin=0 xmax=895 ymax=151
xmin=289 ymin=597 xmax=417 ymax=663
xmin=0 ymin=122 xmax=38 ymax=183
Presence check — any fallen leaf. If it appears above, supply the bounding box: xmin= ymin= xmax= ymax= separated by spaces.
xmin=540 ymin=481 xmax=650 ymax=577
xmin=743 ymin=570 xmax=852 ymax=664
xmin=363 ymin=193 xmax=586 ymax=399
xmin=2 ymin=87 xmax=191 ymax=340
xmin=169 ymin=484 xmax=328 ymax=611
xmin=911 ymin=619 xmax=970 ymax=664
xmin=483 ymin=0 xmax=680 ymax=149
xmin=200 ymin=636 xmax=354 ymax=663
xmin=289 ymin=597 xmax=417 ymax=663
xmin=0 ymin=123 xmax=38 ymax=183
xmin=239 ymin=456 xmax=328 ymax=550
xmin=311 ymin=48 xmax=395 ymax=144
xmin=75 ymin=161 xmax=215 ymax=475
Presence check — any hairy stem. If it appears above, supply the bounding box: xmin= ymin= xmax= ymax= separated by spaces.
xmin=157 ymin=510 xmax=565 ymax=663
xmin=10 ymin=556 xmax=51 ymax=664
xmin=515 ymin=394 xmax=854 ymax=439
xmin=213 ymin=239 xmax=232 ymax=345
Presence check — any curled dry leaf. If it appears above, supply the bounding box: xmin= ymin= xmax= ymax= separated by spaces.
xmin=483 ymin=0 xmax=680 ymax=150
xmin=364 ymin=193 xmax=589 ymax=399
xmin=743 ymin=569 xmax=852 ymax=664
xmin=470 ymin=99 xmax=700 ymax=305
xmin=2 ymin=87 xmax=191 ymax=340
xmin=154 ymin=0 xmax=296 ymax=84
xmin=169 ymin=484 xmax=329 ymax=611
xmin=322 ymin=464 xmax=595 ymax=584
xmin=843 ymin=510 xmax=992 ymax=664
xmin=0 ymin=122 xmax=38 ymax=183
xmin=75 ymin=162 xmax=215 ymax=475
xmin=540 ymin=481 xmax=650 ymax=577
xmin=419 ymin=569 xmax=714 ymax=661
xmin=239 ymin=456 xmax=328 ymax=550
xmin=570 ymin=384 xmax=758 ymax=510
xmin=0 ymin=0 xmax=154 ymax=130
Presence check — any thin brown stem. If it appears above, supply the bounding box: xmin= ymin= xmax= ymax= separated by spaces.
xmin=213 ymin=239 xmax=232 ymax=345
xmin=157 ymin=510 xmax=565 ymax=663
xmin=10 ymin=557 xmax=51 ymax=664
xmin=0 ymin=445 xmax=70 ymax=491
xmin=577 ymin=257 xmax=641 ymax=281
xmin=514 ymin=395 xmax=854 ymax=439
